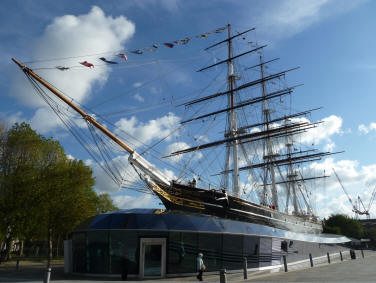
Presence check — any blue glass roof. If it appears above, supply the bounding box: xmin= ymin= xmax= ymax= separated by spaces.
xmin=74 ymin=209 xmax=350 ymax=244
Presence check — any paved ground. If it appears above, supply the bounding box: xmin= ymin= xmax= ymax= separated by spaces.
xmin=1 ymin=251 xmax=376 ymax=283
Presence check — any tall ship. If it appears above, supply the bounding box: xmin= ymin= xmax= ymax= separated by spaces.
xmin=12 ymin=24 xmax=340 ymax=236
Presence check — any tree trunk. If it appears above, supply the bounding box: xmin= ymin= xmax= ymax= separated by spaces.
xmin=19 ymin=240 xmax=24 ymax=257
xmin=55 ymin=235 xmax=60 ymax=257
xmin=47 ymin=228 xmax=52 ymax=267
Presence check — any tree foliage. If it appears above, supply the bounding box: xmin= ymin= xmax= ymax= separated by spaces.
xmin=323 ymin=214 xmax=364 ymax=239
xmin=96 ymin=193 xmax=118 ymax=214
xmin=0 ymin=122 xmax=117 ymax=260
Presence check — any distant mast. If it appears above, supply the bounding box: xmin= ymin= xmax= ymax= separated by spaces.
xmin=260 ymin=54 xmax=278 ymax=209
xmin=226 ymin=24 xmax=240 ymax=197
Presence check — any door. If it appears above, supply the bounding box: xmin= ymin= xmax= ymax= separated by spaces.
xmin=139 ymin=238 xmax=166 ymax=279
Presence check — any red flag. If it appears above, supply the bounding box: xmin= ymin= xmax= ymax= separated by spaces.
xmin=80 ymin=61 xmax=94 ymax=68
xmin=164 ymin=43 xmax=174 ymax=48
xmin=117 ymin=53 xmax=128 ymax=62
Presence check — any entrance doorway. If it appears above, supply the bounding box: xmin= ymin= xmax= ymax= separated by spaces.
xmin=139 ymin=238 xmax=166 ymax=279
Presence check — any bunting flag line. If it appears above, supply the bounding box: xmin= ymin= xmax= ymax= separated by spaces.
xmin=180 ymin=38 xmax=190 ymax=44
xmin=38 ymin=25 xmax=232 ymax=71
xmin=56 ymin=66 xmax=70 ymax=71
xmin=144 ymin=47 xmax=156 ymax=52
xmin=117 ymin=53 xmax=128 ymax=61
xmin=100 ymin=57 xmax=118 ymax=64
xmin=164 ymin=43 xmax=174 ymax=48
xmin=131 ymin=50 xmax=143 ymax=54
xmin=80 ymin=61 xmax=94 ymax=68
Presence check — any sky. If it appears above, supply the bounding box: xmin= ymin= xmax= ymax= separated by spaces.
xmin=1 ymin=0 xmax=376 ymax=219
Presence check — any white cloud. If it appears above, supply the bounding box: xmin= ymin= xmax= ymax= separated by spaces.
xmin=260 ymin=0 xmax=329 ymax=35
xmin=30 ymin=107 xmax=63 ymax=134
xmin=112 ymin=194 xmax=156 ymax=209
xmin=115 ymin=112 xmax=180 ymax=147
xmin=291 ymin=115 xmax=342 ymax=147
xmin=358 ymin=122 xmax=376 ymax=134
xmin=133 ymin=82 xmax=143 ymax=88
xmin=323 ymin=142 xmax=335 ymax=152
xmin=0 ymin=111 xmax=27 ymax=127
xmin=165 ymin=141 xmax=203 ymax=163
xmin=307 ymin=157 xmax=376 ymax=218
xmin=92 ymin=155 xmax=140 ymax=194
xmin=11 ymin=6 xmax=135 ymax=133
xmin=133 ymin=93 xmax=144 ymax=102
xmin=256 ymin=0 xmax=367 ymax=40
xmin=162 ymin=168 xmax=177 ymax=180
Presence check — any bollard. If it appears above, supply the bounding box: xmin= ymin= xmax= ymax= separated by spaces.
xmin=340 ymin=251 xmax=343 ymax=261
xmin=243 ymin=257 xmax=248 ymax=279
xmin=16 ymin=259 xmax=19 ymax=271
xmin=309 ymin=253 xmax=313 ymax=267
xmin=220 ymin=268 xmax=227 ymax=283
xmin=327 ymin=252 xmax=331 ymax=264
xmin=44 ymin=267 xmax=51 ymax=283
xmin=361 ymin=249 xmax=364 ymax=258
xmin=283 ymin=255 xmax=288 ymax=272
xmin=350 ymin=249 xmax=356 ymax=260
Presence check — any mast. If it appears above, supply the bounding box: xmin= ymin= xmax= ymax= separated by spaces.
xmin=227 ymin=24 xmax=240 ymax=197
xmin=11 ymin=58 xmax=171 ymax=186
xmin=260 ymin=54 xmax=278 ymax=209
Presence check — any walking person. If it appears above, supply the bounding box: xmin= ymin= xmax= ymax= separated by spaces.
xmin=196 ymin=252 xmax=205 ymax=281
xmin=121 ymin=253 xmax=129 ymax=281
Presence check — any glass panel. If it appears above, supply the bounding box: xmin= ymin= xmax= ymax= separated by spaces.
xmin=72 ymin=232 xmax=86 ymax=273
xmin=167 ymin=232 xmax=182 ymax=274
xmin=198 ymin=233 xmax=222 ymax=272
xmin=144 ymin=244 xmax=162 ymax=276
xmin=87 ymin=231 xmax=109 ymax=273
xmin=259 ymin=237 xmax=272 ymax=267
xmin=109 ymin=231 xmax=138 ymax=274
xmin=223 ymin=234 xmax=243 ymax=270
xmin=243 ymin=236 xmax=259 ymax=268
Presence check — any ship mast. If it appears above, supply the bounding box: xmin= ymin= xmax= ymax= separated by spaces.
xmin=226 ymin=24 xmax=240 ymax=197
xmin=260 ymin=54 xmax=278 ymax=209
xmin=168 ymin=25 xmax=337 ymax=213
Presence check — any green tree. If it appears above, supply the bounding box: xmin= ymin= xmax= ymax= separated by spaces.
xmin=323 ymin=214 xmax=364 ymax=239
xmin=0 ymin=122 xmax=50 ymax=260
xmin=96 ymin=193 xmax=118 ymax=214
xmin=0 ymin=122 xmax=117 ymax=264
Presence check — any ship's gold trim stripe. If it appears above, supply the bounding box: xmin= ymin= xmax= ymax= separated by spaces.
xmin=152 ymin=184 xmax=205 ymax=210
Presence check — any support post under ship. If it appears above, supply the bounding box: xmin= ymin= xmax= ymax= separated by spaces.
xmin=12 ymin=24 xmax=343 ymax=237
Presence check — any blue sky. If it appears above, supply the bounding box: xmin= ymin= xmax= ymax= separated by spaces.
xmin=1 ymin=0 xmax=376 ymax=218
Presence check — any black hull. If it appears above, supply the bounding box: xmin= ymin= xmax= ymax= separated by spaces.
xmin=151 ymin=182 xmax=322 ymax=235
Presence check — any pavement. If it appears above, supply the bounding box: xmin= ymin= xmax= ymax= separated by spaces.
xmin=1 ymin=251 xmax=376 ymax=283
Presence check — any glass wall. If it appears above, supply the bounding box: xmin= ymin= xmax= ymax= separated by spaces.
xmin=73 ymin=230 xmax=275 ymax=274
xmin=243 ymin=235 xmax=260 ymax=268
xmin=259 ymin=237 xmax=272 ymax=267
xmin=87 ymin=231 xmax=109 ymax=273
xmin=198 ymin=233 xmax=222 ymax=271
xmin=167 ymin=232 xmax=198 ymax=274
xmin=109 ymin=231 xmax=139 ymax=274
xmin=223 ymin=234 xmax=243 ymax=270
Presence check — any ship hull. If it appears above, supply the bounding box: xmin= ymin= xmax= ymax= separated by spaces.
xmin=151 ymin=181 xmax=322 ymax=235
